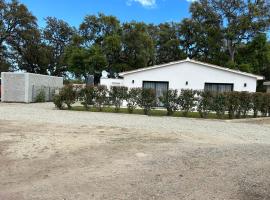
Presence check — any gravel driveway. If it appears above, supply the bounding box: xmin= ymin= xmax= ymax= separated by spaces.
xmin=0 ymin=103 xmax=270 ymax=200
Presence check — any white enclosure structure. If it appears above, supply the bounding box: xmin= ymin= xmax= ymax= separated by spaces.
xmin=1 ymin=72 xmax=63 ymax=103
xmin=101 ymin=58 xmax=263 ymax=94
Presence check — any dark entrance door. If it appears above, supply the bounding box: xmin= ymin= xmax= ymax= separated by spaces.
xmin=143 ymin=81 xmax=169 ymax=107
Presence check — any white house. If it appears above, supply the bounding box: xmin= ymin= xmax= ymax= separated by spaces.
xmin=1 ymin=72 xmax=63 ymax=103
xmin=101 ymin=58 xmax=263 ymax=97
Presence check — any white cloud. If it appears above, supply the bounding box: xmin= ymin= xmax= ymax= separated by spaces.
xmin=127 ymin=0 xmax=156 ymax=8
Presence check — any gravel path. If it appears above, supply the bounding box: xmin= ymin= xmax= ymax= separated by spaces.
xmin=1 ymin=102 xmax=270 ymax=144
xmin=1 ymin=103 xmax=270 ymax=200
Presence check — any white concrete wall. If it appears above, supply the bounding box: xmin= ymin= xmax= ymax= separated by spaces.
xmin=122 ymin=62 xmax=257 ymax=92
xmin=1 ymin=73 xmax=26 ymax=102
xmin=1 ymin=72 xmax=63 ymax=103
xmin=100 ymin=78 xmax=123 ymax=89
xmin=27 ymin=73 xmax=63 ymax=102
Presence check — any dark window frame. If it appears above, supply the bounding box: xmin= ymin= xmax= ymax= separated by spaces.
xmin=142 ymin=81 xmax=169 ymax=91
xmin=142 ymin=81 xmax=169 ymax=107
xmin=204 ymin=82 xmax=234 ymax=93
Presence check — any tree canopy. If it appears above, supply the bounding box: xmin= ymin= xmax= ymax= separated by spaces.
xmin=1 ymin=0 xmax=270 ymax=87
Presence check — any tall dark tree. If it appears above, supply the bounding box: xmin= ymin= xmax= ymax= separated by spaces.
xmin=43 ymin=17 xmax=74 ymax=76
xmin=201 ymin=0 xmax=270 ymax=62
xmin=121 ymin=22 xmax=154 ymax=69
xmin=79 ymin=13 xmax=121 ymax=47
xmin=156 ymin=22 xmax=184 ymax=64
xmin=237 ymin=33 xmax=270 ymax=79
xmin=11 ymin=28 xmax=51 ymax=74
xmin=0 ymin=0 xmax=37 ymax=72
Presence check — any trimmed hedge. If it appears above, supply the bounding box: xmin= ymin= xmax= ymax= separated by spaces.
xmin=54 ymin=85 xmax=270 ymax=118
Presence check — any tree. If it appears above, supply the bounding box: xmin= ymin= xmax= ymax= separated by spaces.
xmin=65 ymin=44 xmax=107 ymax=80
xmin=156 ymin=23 xmax=184 ymax=64
xmin=0 ymin=0 xmax=37 ymax=72
xmin=180 ymin=1 xmax=225 ymax=65
xmin=237 ymin=33 xmax=270 ymax=80
xmin=79 ymin=13 xmax=121 ymax=47
xmin=197 ymin=0 xmax=270 ymax=62
xmin=121 ymin=22 xmax=155 ymax=70
xmin=43 ymin=17 xmax=74 ymax=76
xmin=9 ymin=27 xmax=50 ymax=74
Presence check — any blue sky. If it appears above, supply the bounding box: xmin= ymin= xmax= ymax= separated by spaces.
xmin=19 ymin=0 xmax=194 ymax=28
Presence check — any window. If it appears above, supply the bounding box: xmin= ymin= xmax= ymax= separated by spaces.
xmin=204 ymin=83 xmax=233 ymax=93
xmin=143 ymin=81 xmax=169 ymax=106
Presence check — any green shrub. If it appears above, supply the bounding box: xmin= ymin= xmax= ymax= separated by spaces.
xmin=53 ymin=94 xmax=64 ymax=109
xmin=212 ymin=93 xmax=227 ymax=119
xmin=178 ymin=89 xmax=197 ymax=117
xmin=61 ymin=84 xmax=76 ymax=110
xmin=159 ymin=89 xmax=179 ymax=116
xmin=80 ymin=86 xmax=96 ymax=110
xmin=126 ymin=88 xmax=140 ymax=113
xmin=237 ymin=92 xmax=252 ymax=118
xmin=137 ymin=88 xmax=156 ymax=115
xmin=260 ymin=93 xmax=270 ymax=117
xmin=197 ymin=90 xmax=213 ymax=118
xmin=109 ymin=86 xmax=128 ymax=112
xmin=225 ymin=92 xmax=241 ymax=119
xmin=94 ymin=85 xmax=108 ymax=111
xmin=252 ymin=92 xmax=264 ymax=118
xmin=35 ymin=89 xmax=46 ymax=102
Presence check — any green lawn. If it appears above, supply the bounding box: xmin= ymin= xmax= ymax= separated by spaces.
xmin=70 ymin=106 xmax=226 ymax=119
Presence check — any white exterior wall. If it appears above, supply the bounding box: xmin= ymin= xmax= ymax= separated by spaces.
xmin=1 ymin=73 xmax=26 ymax=102
xmin=27 ymin=73 xmax=63 ymax=103
xmin=1 ymin=72 xmax=63 ymax=103
xmin=100 ymin=78 xmax=123 ymax=89
xmin=122 ymin=62 xmax=257 ymax=92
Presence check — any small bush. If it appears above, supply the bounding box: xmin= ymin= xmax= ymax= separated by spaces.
xmin=137 ymin=88 xmax=156 ymax=115
xmin=212 ymin=93 xmax=227 ymax=119
xmin=159 ymin=89 xmax=179 ymax=116
xmin=237 ymin=92 xmax=252 ymax=118
xmin=225 ymin=92 xmax=241 ymax=119
xmin=261 ymin=93 xmax=270 ymax=117
xmin=61 ymin=85 xmax=76 ymax=110
xmin=80 ymin=86 xmax=96 ymax=110
xmin=94 ymin=85 xmax=108 ymax=111
xmin=197 ymin=90 xmax=213 ymax=118
xmin=126 ymin=88 xmax=140 ymax=113
xmin=53 ymin=94 xmax=64 ymax=109
xmin=109 ymin=86 xmax=128 ymax=112
xmin=178 ymin=89 xmax=197 ymax=117
xmin=35 ymin=89 xmax=46 ymax=102
xmin=252 ymin=92 xmax=264 ymax=118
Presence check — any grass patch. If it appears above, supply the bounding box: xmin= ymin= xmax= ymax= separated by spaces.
xmin=70 ymin=106 xmax=228 ymax=119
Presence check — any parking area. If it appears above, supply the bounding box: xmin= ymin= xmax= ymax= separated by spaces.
xmin=0 ymin=103 xmax=270 ymax=200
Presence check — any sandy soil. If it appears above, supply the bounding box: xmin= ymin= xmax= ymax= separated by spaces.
xmin=0 ymin=103 xmax=270 ymax=200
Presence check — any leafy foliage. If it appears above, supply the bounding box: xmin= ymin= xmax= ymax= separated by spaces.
xmin=94 ymin=85 xmax=108 ymax=111
xmin=178 ymin=89 xmax=197 ymax=117
xmin=252 ymin=92 xmax=264 ymax=118
xmin=159 ymin=89 xmax=179 ymax=116
xmin=212 ymin=93 xmax=227 ymax=119
xmin=53 ymin=94 xmax=64 ymax=110
xmin=137 ymin=88 xmax=156 ymax=115
xmin=109 ymin=86 xmax=128 ymax=112
xmin=60 ymin=85 xmax=76 ymax=110
xmin=80 ymin=85 xmax=96 ymax=109
xmin=126 ymin=88 xmax=140 ymax=113
xmin=35 ymin=89 xmax=46 ymax=102
xmin=197 ymin=90 xmax=213 ymax=118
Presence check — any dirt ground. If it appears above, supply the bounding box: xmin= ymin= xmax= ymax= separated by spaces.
xmin=1 ymin=103 xmax=270 ymax=200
